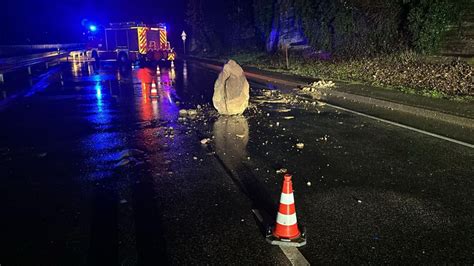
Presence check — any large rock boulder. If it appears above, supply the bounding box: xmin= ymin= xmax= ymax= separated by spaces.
xmin=212 ymin=60 xmax=250 ymax=115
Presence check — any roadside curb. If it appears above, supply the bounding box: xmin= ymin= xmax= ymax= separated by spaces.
xmin=190 ymin=57 xmax=474 ymax=145
xmin=303 ymin=87 xmax=474 ymax=129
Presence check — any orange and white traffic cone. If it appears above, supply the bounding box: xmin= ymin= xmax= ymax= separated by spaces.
xmin=150 ymin=83 xmax=159 ymax=98
xmin=267 ymin=174 xmax=306 ymax=247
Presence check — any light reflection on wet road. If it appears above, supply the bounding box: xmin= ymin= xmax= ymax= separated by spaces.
xmin=0 ymin=58 xmax=473 ymax=264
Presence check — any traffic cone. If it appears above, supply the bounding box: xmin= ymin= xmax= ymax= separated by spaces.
xmin=267 ymin=174 xmax=306 ymax=247
xmin=150 ymin=83 xmax=158 ymax=98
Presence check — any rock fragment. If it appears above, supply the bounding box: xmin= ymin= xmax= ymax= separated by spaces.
xmin=276 ymin=168 xmax=288 ymax=174
xmin=200 ymin=138 xmax=211 ymax=145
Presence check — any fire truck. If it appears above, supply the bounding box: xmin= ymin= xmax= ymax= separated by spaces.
xmin=86 ymin=22 xmax=176 ymax=63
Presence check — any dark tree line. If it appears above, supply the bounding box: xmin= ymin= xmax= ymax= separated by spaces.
xmin=186 ymin=0 xmax=469 ymax=56
xmin=186 ymin=0 xmax=258 ymax=54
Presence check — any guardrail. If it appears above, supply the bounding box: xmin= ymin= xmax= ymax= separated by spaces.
xmin=0 ymin=44 xmax=86 ymax=83
xmin=0 ymin=43 xmax=85 ymax=58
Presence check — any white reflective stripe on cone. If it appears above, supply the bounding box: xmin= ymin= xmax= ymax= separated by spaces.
xmin=276 ymin=212 xmax=298 ymax=226
xmin=279 ymin=192 xmax=295 ymax=205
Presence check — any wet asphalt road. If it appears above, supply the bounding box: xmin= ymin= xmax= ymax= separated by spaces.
xmin=0 ymin=59 xmax=473 ymax=265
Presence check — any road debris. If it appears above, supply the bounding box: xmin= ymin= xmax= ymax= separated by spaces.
xmin=113 ymin=148 xmax=146 ymax=168
xmin=187 ymin=109 xmax=198 ymax=116
xmin=115 ymin=158 xmax=131 ymax=168
xmin=37 ymin=152 xmax=48 ymax=158
xmin=200 ymin=138 xmax=211 ymax=145
xmin=301 ymin=80 xmax=336 ymax=92
xmin=296 ymin=143 xmax=305 ymax=149
xmin=275 ymin=108 xmax=291 ymax=113
xmin=318 ymin=135 xmax=329 ymax=141
xmin=276 ymin=168 xmax=288 ymax=174
xmin=179 ymin=109 xmax=198 ymax=117
xmin=118 ymin=149 xmax=145 ymax=160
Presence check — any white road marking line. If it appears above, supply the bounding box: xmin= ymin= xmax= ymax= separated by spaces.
xmin=325 ymin=103 xmax=474 ymax=149
xmin=280 ymin=246 xmax=310 ymax=266
xmin=252 ymin=209 xmax=310 ymax=265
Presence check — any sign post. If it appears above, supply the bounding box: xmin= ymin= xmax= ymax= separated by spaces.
xmin=181 ymin=31 xmax=187 ymax=55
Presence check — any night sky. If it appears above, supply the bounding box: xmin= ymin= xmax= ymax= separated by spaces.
xmin=0 ymin=0 xmax=187 ymax=44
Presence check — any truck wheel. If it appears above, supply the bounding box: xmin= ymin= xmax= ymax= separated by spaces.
xmin=91 ymin=50 xmax=99 ymax=60
xmin=118 ymin=52 xmax=128 ymax=63
xmin=147 ymin=51 xmax=155 ymax=61
xmin=158 ymin=51 xmax=165 ymax=61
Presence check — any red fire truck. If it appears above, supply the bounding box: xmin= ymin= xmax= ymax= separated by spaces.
xmin=87 ymin=22 xmax=176 ymax=63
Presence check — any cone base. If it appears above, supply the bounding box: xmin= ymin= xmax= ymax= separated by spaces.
xmin=266 ymin=226 xmax=307 ymax=247
xmin=272 ymin=231 xmax=301 ymax=240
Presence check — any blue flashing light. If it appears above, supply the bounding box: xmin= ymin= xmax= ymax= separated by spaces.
xmin=89 ymin=25 xmax=97 ymax=32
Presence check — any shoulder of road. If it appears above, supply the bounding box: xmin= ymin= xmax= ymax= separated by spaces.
xmin=189 ymin=56 xmax=474 ymax=145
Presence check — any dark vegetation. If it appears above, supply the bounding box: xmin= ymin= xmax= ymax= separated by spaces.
xmin=231 ymin=51 xmax=474 ymax=99
xmin=186 ymin=0 xmax=473 ymax=98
